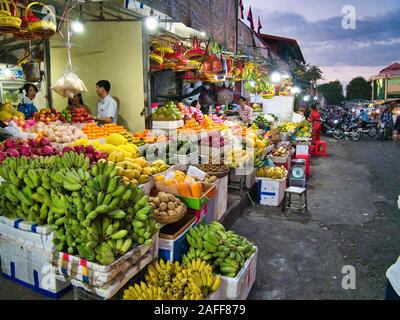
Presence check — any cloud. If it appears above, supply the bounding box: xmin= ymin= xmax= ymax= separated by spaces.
xmin=254 ymin=9 xmax=400 ymax=67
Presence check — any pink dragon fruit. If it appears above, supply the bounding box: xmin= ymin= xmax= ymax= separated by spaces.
xmin=6 ymin=148 xmax=20 ymax=157
xmin=74 ymin=145 xmax=86 ymax=154
xmin=85 ymin=145 xmax=95 ymax=154
xmin=40 ymin=137 xmax=51 ymax=147
xmin=62 ymin=146 xmax=74 ymax=153
xmin=42 ymin=145 xmax=55 ymax=156
xmin=28 ymin=139 xmax=40 ymax=148
xmin=4 ymin=138 xmax=19 ymax=149
xmin=0 ymin=151 xmax=6 ymax=162
xmin=20 ymin=145 xmax=32 ymax=157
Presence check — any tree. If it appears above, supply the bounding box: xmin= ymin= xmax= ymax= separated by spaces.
xmin=318 ymin=80 xmax=345 ymax=105
xmin=306 ymin=65 xmax=323 ymax=85
xmin=346 ymin=77 xmax=372 ymax=101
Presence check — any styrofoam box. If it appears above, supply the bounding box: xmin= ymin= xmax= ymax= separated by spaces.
xmin=158 ymin=220 xmax=196 ymax=262
xmin=256 ymin=177 xmax=287 ymax=206
xmin=220 ymin=248 xmax=258 ymax=300
xmin=139 ymin=181 xmax=153 ymax=195
xmin=176 ymin=151 xmax=199 ymax=165
xmin=0 ymin=235 xmax=71 ymax=298
xmin=51 ymin=233 xmax=158 ymax=287
xmin=0 ymin=217 xmax=54 ymax=251
xmin=296 ymin=144 xmax=309 ymax=156
xmin=56 ymin=239 xmax=159 ymax=299
xmin=152 ymin=120 xmax=184 ymax=130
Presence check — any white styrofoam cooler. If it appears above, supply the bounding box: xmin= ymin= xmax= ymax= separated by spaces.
xmin=220 ymin=248 xmax=258 ymax=300
xmin=256 ymin=177 xmax=287 ymax=206
xmin=0 ymin=235 xmax=71 ymax=298
xmin=230 ymin=167 xmax=256 ymax=189
xmin=152 ymin=120 xmax=184 ymax=130
xmin=207 ymin=175 xmax=228 ymax=222
xmin=0 ymin=216 xmax=54 ymax=251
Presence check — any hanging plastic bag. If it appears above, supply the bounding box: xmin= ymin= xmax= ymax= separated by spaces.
xmin=51 ymin=27 xmax=87 ymax=98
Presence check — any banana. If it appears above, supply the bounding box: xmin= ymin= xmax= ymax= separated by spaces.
xmin=106 ymin=178 xmax=117 ymax=194
xmin=63 ymin=181 xmax=81 ymax=191
xmin=111 ymin=185 xmax=125 ymax=198
xmin=23 ymin=175 xmax=35 ymax=189
xmin=119 ymin=238 xmax=132 ymax=254
xmin=110 ymin=229 xmax=128 ymax=240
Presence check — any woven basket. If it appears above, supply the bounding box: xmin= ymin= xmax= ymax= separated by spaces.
xmin=155 ymin=206 xmax=186 ymax=224
xmin=14 ymin=16 xmax=34 ymax=40
xmin=26 ymin=2 xmax=56 ymax=39
xmin=0 ymin=1 xmax=21 ymax=34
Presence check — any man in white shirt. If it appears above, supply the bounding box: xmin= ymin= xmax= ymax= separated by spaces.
xmin=95 ymin=80 xmax=118 ymax=124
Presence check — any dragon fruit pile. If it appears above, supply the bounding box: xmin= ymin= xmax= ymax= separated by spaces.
xmin=0 ymin=137 xmax=59 ymax=163
xmin=61 ymin=145 xmax=108 ymax=164
xmin=200 ymin=131 xmax=226 ymax=147
xmin=182 ymin=106 xmax=204 ymax=123
xmin=208 ymin=114 xmax=225 ymax=124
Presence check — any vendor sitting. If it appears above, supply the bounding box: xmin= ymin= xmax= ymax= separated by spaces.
xmin=67 ymin=93 xmax=91 ymax=114
xmin=94 ymin=80 xmax=118 ymax=124
xmin=18 ymin=83 xmax=39 ymax=119
xmin=237 ymin=96 xmax=253 ymax=126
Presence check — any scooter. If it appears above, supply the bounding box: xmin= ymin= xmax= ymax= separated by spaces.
xmin=378 ymin=121 xmax=393 ymax=141
xmin=333 ymin=119 xmax=361 ymax=141
xmin=358 ymin=120 xmax=378 ymax=137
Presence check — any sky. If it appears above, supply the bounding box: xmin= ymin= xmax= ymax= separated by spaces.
xmin=244 ymin=0 xmax=400 ymax=87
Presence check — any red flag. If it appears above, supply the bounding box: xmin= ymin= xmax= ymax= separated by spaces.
xmin=239 ymin=0 xmax=244 ymax=19
xmin=247 ymin=6 xmax=254 ymax=30
xmin=258 ymin=17 xmax=262 ymax=34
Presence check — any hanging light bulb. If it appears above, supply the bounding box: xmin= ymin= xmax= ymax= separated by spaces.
xmin=71 ymin=20 xmax=84 ymax=33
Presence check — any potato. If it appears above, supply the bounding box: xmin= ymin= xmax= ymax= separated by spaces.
xmin=159 ymin=194 xmax=169 ymax=203
xmin=208 ymin=176 xmax=217 ymax=183
xmin=167 ymin=202 xmax=176 ymax=210
xmin=159 ymin=202 xmax=167 ymax=211
xmin=153 ymin=198 xmax=160 ymax=207
xmin=168 ymin=210 xmax=176 ymax=216
xmin=175 ymin=206 xmax=183 ymax=215
xmin=149 ymin=197 xmax=154 ymax=202
xmin=168 ymin=194 xmax=175 ymax=202
xmin=149 ymin=202 xmax=156 ymax=209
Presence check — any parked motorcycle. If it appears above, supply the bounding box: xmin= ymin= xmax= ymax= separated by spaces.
xmin=358 ymin=120 xmax=378 ymax=137
xmin=333 ymin=118 xmax=361 ymax=141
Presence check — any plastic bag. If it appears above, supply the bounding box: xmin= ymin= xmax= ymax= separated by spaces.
xmin=2 ymin=121 xmax=38 ymax=140
xmin=51 ymin=71 xmax=88 ymax=98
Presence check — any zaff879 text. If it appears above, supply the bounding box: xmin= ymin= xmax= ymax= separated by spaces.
xmin=197 ymin=304 xmax=246 ymax=316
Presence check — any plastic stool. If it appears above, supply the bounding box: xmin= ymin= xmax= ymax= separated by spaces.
xmin=315 ymin=141 xmax=327 ymax=157
xmin=309 ymin=145 xmax=316 ymax=155
xmin=295 ymin=154 xmax=310 ymax=177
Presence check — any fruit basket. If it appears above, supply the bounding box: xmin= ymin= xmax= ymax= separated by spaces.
xmin=0 ymin=0 xmax=21 ymax=34
xmin=26 ymin=2 xmax=56 ymax=39
xmin=185 ymin=36 xmax=208 ymax=62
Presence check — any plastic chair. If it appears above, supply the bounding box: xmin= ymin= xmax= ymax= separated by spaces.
xmin=309 ymin=145 xmax=316 ymax=155
xmin=295 ymin=154 xmax=310 ymax=177
xmin=315 ymin=140 xmax=327 ymax=157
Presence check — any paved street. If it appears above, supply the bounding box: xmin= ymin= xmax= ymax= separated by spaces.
xmin=232 ymin=137 xmax=400 ymax=300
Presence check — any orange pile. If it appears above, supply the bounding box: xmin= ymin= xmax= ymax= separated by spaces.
xmin=178 ymin=116 xmax=228 ymax=134
xmin=82 ymin=123 xmax=127 ymax=139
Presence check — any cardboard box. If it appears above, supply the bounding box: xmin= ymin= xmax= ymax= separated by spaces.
xmin=158 ymin=214 xmax=196 ymax=262
xmin=256 ymin=177 xmax=286 ymax=206
xmin=220 ymin=248 xmax=258 ymax=300
xmin=0 ymin=235 xmax=71 ymax=298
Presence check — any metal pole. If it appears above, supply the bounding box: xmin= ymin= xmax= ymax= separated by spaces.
xmin=141 ymin=20 xmax=151 ymax=129
xmin=44 ymin=39 xmax=53 ymax=107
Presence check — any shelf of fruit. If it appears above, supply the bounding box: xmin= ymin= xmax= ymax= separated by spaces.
xmin=123 ymin=258 xmax=221 ymax=300
xmin=32 ymin=108 xmax=64 ymax=124
xmin=178 ymin=115 xmax=228 ymax=134
xmin=82 ymin=123 xmax=128 ymax=140
xmin=0 ymin=102 xmax=27 ymax=123
xmin=131 ymin=129 xmax=168 ymax=147
xmin=152 ymin=102 xmax=183 ymax=121
xmin=0 ymin=150 xmax=159 ymax=265
xmin=256 ymin=166 xmax=287 ymax=180
xmin=61 ymin=107 xmax=94 ymax=124
xmin=183 ymin=221 xmax=257 ymax=278
xmin=29 ymin=121 xmax=87 ymax=145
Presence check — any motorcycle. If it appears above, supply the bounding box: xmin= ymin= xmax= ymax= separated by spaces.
xmin=333 ymin=118 xmax=361 ymax=141
xmin=358 ymin=120 xmax=378 ymax=137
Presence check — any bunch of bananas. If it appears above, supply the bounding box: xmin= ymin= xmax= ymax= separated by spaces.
xmin=123 ymin=259 xmax=221 ymax=300
xmin=256 ymin=166 xmax=287 ymax=179
xmin=0 ymin=153 xmax=160 ymax=265
xmin=182 ymin=221 xmax=256 ymax=277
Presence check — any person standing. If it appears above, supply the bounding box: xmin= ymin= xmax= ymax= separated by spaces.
xmin=237 ymin=96 xmax=253 ymax=126
xmin=18 ymin=83 xmax=39 ymax=119
xmin=94 ymin=80 xmax=118 ymax=124
xmin=67 ymin=93 xmax=91 ymax=114
xmin=309 ymin=103 xmax=321 ymax=144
